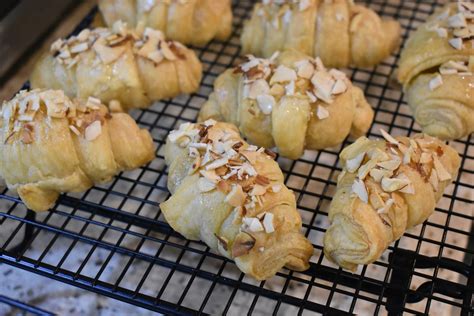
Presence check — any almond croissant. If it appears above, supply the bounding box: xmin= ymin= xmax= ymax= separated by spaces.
xmin=98 ymin=0 xmax=232 ymax=45
xmin=241 ymin=0 xmax=401 ymax=68
xmin=324 ymin=131 xmax=461 ymax=271
xmin=0 ymin=90 xmax=155 ymax=212
xmin=31 ymin=23 xmax=202 ymax=112
xmin=160 ymin=120 xmax=313 ymax=280
xmin=398 ymin=2 xmax=474 ymax=141
xmin=198 ymin=50 xmax=374 ymax=160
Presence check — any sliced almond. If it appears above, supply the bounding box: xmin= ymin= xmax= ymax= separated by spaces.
xmin=262 ymin=213 xmax=275 ymax=233
xmin=346 ymin=152 xmax=365 ymax=173
xmin=448 ymin=38 xmax=464 ymax=50
xmin=352 ymin=179 xmax=368 ymax=203
xmin=294 ymin=59 xmax=315 ymax=79
xmin=432 ymin=155 xmax=451 ymax=181
xmin=70 ymin=42 xmax=89 ymax=54
xmin=428 ymin=169 xmax=439 ymax=192
xmin=380 ymin=129 xmax=399 ymax=145
xmin=448 ymin=13 xmax=467 ymax=28
xmin=381 ymin=176 xmax=410 ymax=193
xmin=369 ymin=191 xmax=385 ymax=210
xmin=242 ymin=217 xmax=264 ymax=232
xmin=84 ymin=120 xmax=102 ymax=141
xmin=205 ymin=158 xmax=229 ymax=171
xmin=69 ymin=125 xmax=81 ymax=136
xmin=435 ymin=27 xmax=448 ymax=38
xmin=270 ymin=65 xmax=297 ymax=84
xmin=271 ymin=184 xmax=282 ymax=193
xmin=250 ymin=184 xmax=267 ymax=196
xmin=316 ymin=105 xmax=329 ymax=120
xmin=198 ymin=177 xmax=217 ymax=192
xmin=358 ymin=159 xmax=379 ymax=180
xmin=370 ymin=168 xmax=392 ymax=183
xmin=377 ymin=159 xmax=401 ymax=171
xmin=331 ymin=79 xmax=347 ymax=95
xmin=429 ymin=74 xmax=443 ymax=90
xmin=306 ymin=91 xmax=317 ymax=103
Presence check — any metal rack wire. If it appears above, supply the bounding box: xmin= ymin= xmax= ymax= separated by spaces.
xmin=0 ymin=1 xmax=472 ymax=315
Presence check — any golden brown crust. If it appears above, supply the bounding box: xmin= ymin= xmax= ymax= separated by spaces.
xmin=98 ymin=0 xmax=232 ymax=45
xmin=198 ymin=50 xmax=374 ymax=159
xmin=160 ymin=120 xmax=313 ymax=280
xmin=241 ymin=0 xmax=401 ymax=68
xmin=30 ymin=25 xmax=202 ymax=111
xmin=323 ymin=132 xmax=461 ymax=271
xmin=0 ymin=90 xmax=154 ymax=212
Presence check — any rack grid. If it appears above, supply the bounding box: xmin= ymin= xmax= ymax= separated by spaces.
xmin=0 ymin=1 xmax=473 ymax=315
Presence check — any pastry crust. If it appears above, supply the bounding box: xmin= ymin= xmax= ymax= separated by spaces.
xmin=323 ymin=132 xmax=461 ymax=271
xmin=98 ymin=0 xmax=232 ymax=46
xmin=31 ymin=23 xmax=202 ymax=111
xmin=398 ymin=2 xmax=474 ymax=140
xmin=241 ymin=0 xmax=401 ymax=68
xmin=160 ymin=120 xmax=313 ymax=280
xmin=0 ymin=90 xmax=155 ymax=212
xmin=198 ymin=50 xmax=374 ymax=159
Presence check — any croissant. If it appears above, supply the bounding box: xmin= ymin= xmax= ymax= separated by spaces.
xmin=0 ymin=89 xmax=155 ymax=212
xmin=323 ymin=131 xmax=461 ymax=271
xmin=98 ymin=0 xmax=232 ymax=46
xmin=160 ymin=120 xmax=313 ymax=280
xmin=31 ymin=23 xmax=202 ymax=112
xmin=398 ymin=2 xmax=474 ymax=140
xmin=198 ymin=50 xmax=374 ymax=159
xmin=241 ymin=0 xmax=401 ymax=68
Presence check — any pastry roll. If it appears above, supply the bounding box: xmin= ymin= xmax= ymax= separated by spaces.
xmin=160 ymin=120 xmax=313 ymax=280
xmin=241 ymin=0 xmax=401 ymax=68
xmin=198 ymin=50 xmax=374 ymax=159
xmin=398 ymin=2 xmax=474 ymax=140
xmin=31 ymin=23 xmax=202 ymax=111
xmin=324 ymin=131 xmax=461 ymax=271
xmin=98 ymin=0 xmax=232 ymax=45
xmin=0 ymin=89 xmax=155 ymax=212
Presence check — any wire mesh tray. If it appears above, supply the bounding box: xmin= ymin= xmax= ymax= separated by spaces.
xmin=0 ymin=1 xmax=473 ymax=315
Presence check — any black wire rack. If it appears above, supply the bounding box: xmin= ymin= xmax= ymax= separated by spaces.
xmin=0 ymin=1 xmax=473 ymax=315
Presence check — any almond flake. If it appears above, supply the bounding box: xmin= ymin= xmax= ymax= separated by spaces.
xmin=429 ymin=169 xmax=439 ymax=191
xmin=331 ymin=79 xmax=347 ymax=95
xmin=70 ymin=42 xmax=89 ymax=54
xmin=435 ymin=27 xmax=448 ymax=38
xmin=248 ymin=79 xmax=270 ymax=99
xmin=429 ymin=74 xmax=444 ymax=90
xmin=352 ymin=179 xmax=368 ymax=203
xmin=377 ymin=159 xmax=401 ymax=171
xmin=448 ymin=38 xmax=464 ymax=50
xmin=205 ymin=158 xmax=229 ymax=171
xmin=262 ymin=213 xmax=275 ymax=233
xmin=109 ymin=100 xmax=123 ymax=112
xmin=358 ymin=160 xmax=379 ymax=180
xmin=380 ymin=129 xmax=399 ymax=145
xmin=312 ymin=71 xmax=334 ymax=103
xmin=84 ymin=121 xmax=102 ymax=141
xmin=294 ymin=60 xmax=315 ymax=79
xmin=271 ymin=184 xmax=282 ymax=193
xmin=306 ymin=91 xmax=317 ymax=103
xmin=346 ymin=152 xmax=365 ymax=173
xmin=381 ymin=176 xmax=410 ymax=193
xmin=369 ymin=167 xmax=392 ymax=183
xmin=329 ymin=69 xmax=346 ymax=80
xmin=69 ymin=125 xmax=81 ymax=136
xmin=242 ymin=217 xmax=264 ymax=232
xmin=432 ymin=156 xmax=451 ymax=181
xmin=316 ymin=106 xmax=329 ymax=120
xmin=270 ymin=65 xmax=297 ymax=84
xmin=377 ymin=198 xmax=394 ymax=214
xmin=250 ymin=185 xmax=267 ymax=196
xmin=448 ymin=13 xmax=467 ymax=28
xmin=160 ymin=41 xmax=177 ymax=60
xmin=198 ymin=177 xmax=216 ymax=192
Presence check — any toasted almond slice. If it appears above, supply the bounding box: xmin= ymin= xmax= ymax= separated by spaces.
xmin=358 ymin=159 xmax=379 ymax=180
xmin=429 ymin=169 xmax=439 ymax=191
xmin=328 ymin=69 xmax=346 ymax=80
xmin=69 ymin=125 xmax=81 ymax=136
xmin=369 ymin=191 xmax=385 ymax=210
xmin=205 ymin=158 xmax=229 ymax=170
xmin=263 ymin=213 xmax=275 ymax=233
xmin=70 ymin=42 xmax=89 ymax=54
xmin=380 ymin=129 xmax=399 ymax=145
xmin=198 ymin=177 xmax=216 ymax=192
xmin=419 ymin=152 xmax=433 ymax=164
xmin=270 ymin=65 xmax=297 ymax=84
xmin=331 ymin=79 xmax=347 ymax=95
xmin=377 ymin=159 xmax=401 ymax=171
xmin=432 ymin=155 xmax=451 ymax=181
xmin=147 ymin=50 xmax=164 ymax=64
xmin=352 ymin=179 xmax=368 ymax=203
xmin=435 ymin=27 xmax=448 ymax=38
xmin=306 ymin=90 xmax=317 ymax=103
xmin=448 ymin=38 xmax=463 ymax=50
xmin=381 ymin=176 xmax=410 ymax=193
xmin=77 ymin=29 xmax=91 ymax=42
xmin=242 ymin=217 xmax=264 ymax=232
xmin=346 ymin=152 xmax=365 ymax=173
xmin=448 ymin=13 xmax=467 ymax=28
xmin=84 ymin=121 xmax=102 ymax=141
xmin=271 ymin=184 xmax=282 ymax=193
xmin=369 ymin=168 xmax=392 ymax=183
xmin=294 ymin=59 xmax=315 ymax=79
xmin=377 ymin=198 xmax=394 ymax=214
xmin=250 ymin=184 xmax=267 ymax=196
xmin=316 ymin=105 xmax=329 ymax=120
xmin=429 ymin=74 xmax=444 ymax=91
xmin=109 ymin=100 xmax=123 ymax=113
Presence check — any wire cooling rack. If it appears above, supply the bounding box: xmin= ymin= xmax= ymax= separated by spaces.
xmin=0 ymin=1 xmax=472 ymax=315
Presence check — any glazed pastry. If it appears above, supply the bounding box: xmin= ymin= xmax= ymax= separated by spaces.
xmin=31 ymin=22 xmax=202 ymax=111
xmin=160 ymin=120 xmax=313 ymax=280
xmin=324 ymin=131 xmax=461 ymax=271
xmin=198 ymin=50 xmax=374 ymax=159
xmin=241 ymin=0 xmax=401 ymax=68
xmin=398 ymin=2 xmax=474 ymax=140
xmin=98 ymin=0 xmax=232 ymax=46
xmin=0 ymin=89 xmax=155 ymax=212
